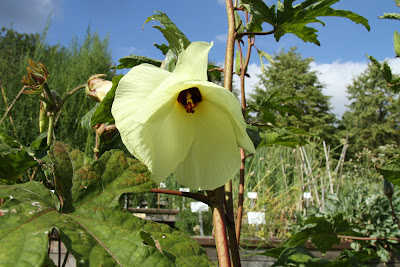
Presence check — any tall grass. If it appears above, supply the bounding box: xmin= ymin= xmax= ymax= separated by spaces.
xmin=0 ymin=26 xmax=113 ymax=153
xmin=234 ymin=139 xmax=383 ymax=240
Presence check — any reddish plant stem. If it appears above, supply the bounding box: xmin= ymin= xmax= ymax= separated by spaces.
xmin=211 ymin=186 xmax=231 ymax=267
xmin=339 ymin=235 xmax=400 ymax=242
xmin=389 ymin=198 xmax=400 ymax=230
xmin=235 ymin=14 xmax=254 ymax=244
xmin=150 ymin=188 xmax=210 ymax=205
xmin=223 ymin=1 xmax=241 ymax=265
xmin=224 ymin=181 xmax=241 ymax=267
xmin=235 ymin=148 xmax=246 ymax=243
xmin=236 ymin=29 xmax=275 ymax=38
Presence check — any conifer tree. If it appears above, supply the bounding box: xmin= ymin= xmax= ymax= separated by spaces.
xmin=249 ymin=47 xmax=337 ymax=144
xmin=340 ymin=62 xmax=400 ymax=156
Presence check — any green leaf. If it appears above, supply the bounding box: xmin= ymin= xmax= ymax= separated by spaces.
xmin=114 ymin=55 xmax=162 ymax=69
xmin=235 ymin=49 xmax=245 ymax=74
xmin=379 ymin=13 xmax=400 ymax=20
xmin=246 ymin=125 xmax=263 ymax=148
xmin=394 ymin=31 xmax=400 ymax=57
xmin=208 ymin=64 xmax=223 ymax=83
xmin=257 ymin=49 xmax=274 ymax=72
xmin=144 ymin=11 xmax=191 ymax=56
xmin=260 ymin=127 xmax=310 ymax=148
xmin=0 ymin=133 xmax=38 ymax=184
xmin=235 ymin=11 xmax=245 ymax=34
xmin=367 ymin=55 xmax=400 ymax=93
xmin=272 ymin=246 xmax=328 ymax=266
xmin=240 ymin=0 xmax=277 ymax=32
xmin=161 ymin=49 xmax=177 ymax=72
xmin=91 ymin=75 xmax=123 ymax=127
xmin=243 ymin=0 xmax=370 ymax=45
xmin=154 ymin=43 xmax=170 ymax=55
xmin=376 ymin=157 xmax=400 ymax=186
xmin=1 ymin=145 xmax=213 ymax=266
xmin=0 ymin=182 xmax=59 ymax=266
xmin=258 ymin=247 xmax=285 ymax=258
xmin=80 ymin=103 xmax=99 ymax=130
xmin=286 ymin=214 xmax=360 ymax=254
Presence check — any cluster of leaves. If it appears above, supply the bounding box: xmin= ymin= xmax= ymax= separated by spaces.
xmin=288 ymin=185 xmax=400 ymax=263
xmin=365 ymin=1 xmax=400 ymax=189
xmin=239 ymin=0 xmax=369 ymax=45
xmin=0 ymin=142 xmax=213 ymax=266
xmin=261 ymin=214 xmax=377 ymax=266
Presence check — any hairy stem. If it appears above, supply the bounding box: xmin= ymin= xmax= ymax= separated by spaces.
xmin=224 ymin=0 xmax=236 ymax=92
xmin=211 ymin=186 xmax=231 ymax=267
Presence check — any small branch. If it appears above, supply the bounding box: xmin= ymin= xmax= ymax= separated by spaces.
xmin=209 ymin=67 xmax=224 ymax=73
xmin=338 ymin=235 xmax=400 ymax=242
xmin=0 ymin=86 xmax=25 ymax=125
xmin=244 ymin=153 xmax=254 ymax=160
xmin=150 ymin=188 xmax=210 ymax=205
xmin=236 ymin=29 xmax=276 ymax=38
xmin=58 ymin=84 xmax=86 ymax=108
xmin=37 ymin=94 xmax=53 ymax=106
xmin=0 ymin=79 xmax=17 ymax=136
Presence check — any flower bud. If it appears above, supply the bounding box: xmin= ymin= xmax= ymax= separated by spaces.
xmin=383 ymin=179 xmax=394 ymax=199
xmin=22 ymin=59 xmax=50 ymax=94
xmin=85 ymin=74 xmax=112 ymax=102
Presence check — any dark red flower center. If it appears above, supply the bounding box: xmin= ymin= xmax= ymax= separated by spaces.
xmin=177 ymin=87 xmax=202 ymax=113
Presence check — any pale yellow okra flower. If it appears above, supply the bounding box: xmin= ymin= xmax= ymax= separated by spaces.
xmin=111 ymin=41 xmax=255 ymax=190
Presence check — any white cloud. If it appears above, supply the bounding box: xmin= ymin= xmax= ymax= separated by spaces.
xmin=234 ymin=59 xmax=400 ymax=118
xmin=310 ymin=61 xmax=368 ymax=117
xmin=216 ymin=0 xmax=226 ymax=5
xmin=236 ymin=58 xmax=400 ymax=118
xmin=215 ymin=33 xmax=228 ymax=42
xmin=233 ymin=63 xmax=262 ymax=98
xmin=127 ymin=46 xmax=137 ymax=54
xmin=0 ymin=0 xmax=60 ymax=33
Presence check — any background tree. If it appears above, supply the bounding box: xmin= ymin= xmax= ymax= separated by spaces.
xmin=249 ymin=47 xmax=337 ymax=144
xmin=339 ymin=62 xmax=400 ymax=157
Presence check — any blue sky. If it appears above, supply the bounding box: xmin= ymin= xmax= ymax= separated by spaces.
xmin=1 ymin=0 xmax=399 ymax=117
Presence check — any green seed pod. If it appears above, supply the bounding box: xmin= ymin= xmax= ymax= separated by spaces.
xmin=383 ymin=179 xmax=394 ymax=199
xmin=39 ymin=100 xmax=48 ymax=134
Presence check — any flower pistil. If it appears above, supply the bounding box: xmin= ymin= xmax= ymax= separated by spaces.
xmin=177 ymin=87 xmax=202 ymax=113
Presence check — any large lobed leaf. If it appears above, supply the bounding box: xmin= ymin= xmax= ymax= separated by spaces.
xmin=376 ymin=157 xmax=400 ymax=187
xmin=0 ymin=142 xmax=213 ymax=266
xmin=241 ymin=0 xmax=370 ymax=45
xmin=144 ymin=11 xmax=191 ymax=57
